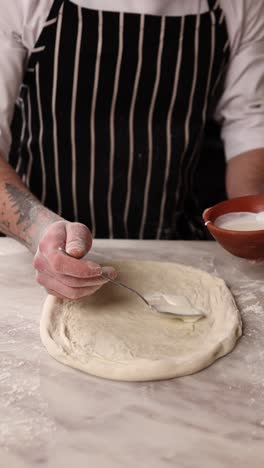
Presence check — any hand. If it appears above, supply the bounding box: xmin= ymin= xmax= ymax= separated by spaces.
xmin=33 ymin=220 xmax=116 ymax=299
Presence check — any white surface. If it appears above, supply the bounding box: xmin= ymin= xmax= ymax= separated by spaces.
xmin=0 ymin=238 xmax=264 ymax=467
xmin=40 ymin=261 xmax=241 ymax=381
xmin=215 ymin=212 xmax=264 ymax=231
xmin=0 ymin=0 xmax=264 ymax=160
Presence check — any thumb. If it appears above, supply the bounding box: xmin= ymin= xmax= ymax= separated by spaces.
xmin=65 ymin=223 xmax=93 ymax=259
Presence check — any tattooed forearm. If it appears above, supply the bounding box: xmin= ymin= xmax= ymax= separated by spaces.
xmin=0 ymin=183 xmax=61 ymax=252
xmin=5 ymin=184 xmax=42 ymax=232
xmin=0 ymin=154 xmax=61 ymax=252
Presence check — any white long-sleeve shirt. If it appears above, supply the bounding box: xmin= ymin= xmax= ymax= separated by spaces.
xmin=0 ymin=0 xmax=264 ymax=161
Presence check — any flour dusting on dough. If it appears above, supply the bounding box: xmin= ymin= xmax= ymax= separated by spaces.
xmin=40 ymin=261 xmax=242 ymax=382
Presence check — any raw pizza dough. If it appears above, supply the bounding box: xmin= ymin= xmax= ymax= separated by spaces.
xmin=40 ymin=261 xmax=242 ymax=382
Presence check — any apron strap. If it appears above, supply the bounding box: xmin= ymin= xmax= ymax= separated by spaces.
xmin=207 ymin=0 xmax=220 ymax=10
xmin=46 ymin=0 xmax=65 ymax=21
xmin=25 ymin=0 xmax=66 ymax=74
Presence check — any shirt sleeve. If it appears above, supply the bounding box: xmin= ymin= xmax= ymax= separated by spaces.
xmin=0 ymin=29 xmax=27 ymax=158
xmin=215 ymin=0 xmax=264 ymax=161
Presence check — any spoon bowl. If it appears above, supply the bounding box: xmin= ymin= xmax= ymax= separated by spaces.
xmin=102 ymin=273 xmax=205 ymax=321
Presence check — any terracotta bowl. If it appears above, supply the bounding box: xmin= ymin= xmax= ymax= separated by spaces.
xmin=203 ymin=195 xmax=264 ymax=259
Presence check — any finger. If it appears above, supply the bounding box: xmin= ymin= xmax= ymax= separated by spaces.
xmin=101 ymin=266 xmax=118 ymax=279
xmin=39 ymin=221 xmax=92 ymax=257
xmin=35 ymin=248 xmax=117 ymax=280
xmin=37 ymin=221 xmax=99 ymax=277
xmin=37 ymin=274 xmax=103 ymax=299
xmin=35 ymin=251 xmax=117 ymax=283
xmin=65 ymin=223 xmax=93 ymax=258
xmin=45 ymin=288 xmax=66 ymax=299
xmin=47 ymin=250 xmax=102 ymax=278
xmin=39 ymin=220 xmax=67 ymax=253
xmin=51 ymin=266 xmax=116 ymax=287
xmin=37 ymin=270 xmax=109 ymax=288
xmin=33 ymin=250 xmax=50 ymax=272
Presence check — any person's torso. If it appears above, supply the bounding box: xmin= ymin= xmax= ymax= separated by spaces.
xmin=9 ymin=0 xmax=230 ymax=240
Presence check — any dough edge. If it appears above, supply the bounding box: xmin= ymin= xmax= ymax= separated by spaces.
xmin=40 ymin=261 xmax=242 ymax=382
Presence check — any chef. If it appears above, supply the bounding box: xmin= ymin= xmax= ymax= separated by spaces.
xmin=0 ymin=0 xmax=263 ymax=299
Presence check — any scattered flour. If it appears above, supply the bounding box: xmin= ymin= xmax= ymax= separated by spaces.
xmin=0 ymin=319 xmax=57 ymax=452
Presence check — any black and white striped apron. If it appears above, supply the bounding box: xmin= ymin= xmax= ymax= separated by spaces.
xmin=9 ymin=0 xmax=230 ymax=239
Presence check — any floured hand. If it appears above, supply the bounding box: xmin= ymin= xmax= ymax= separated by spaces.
xmin=33 ymin=220 xmax=116 ymax=299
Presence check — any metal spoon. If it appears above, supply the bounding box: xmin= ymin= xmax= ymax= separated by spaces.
xmin=58 ymin=248 xmax=205 ymax=321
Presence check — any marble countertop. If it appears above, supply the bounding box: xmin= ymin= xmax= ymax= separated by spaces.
xmin=0 ymin=238 xmax=264 ymax=468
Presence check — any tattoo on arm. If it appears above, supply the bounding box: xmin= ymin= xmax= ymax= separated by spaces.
xmin=5 ymin=183 xmax=41 ymax=232
xmin=0 ymin=183 xmax=61 ymax=251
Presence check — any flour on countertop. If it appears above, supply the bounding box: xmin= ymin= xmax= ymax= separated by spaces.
xmin=0 ymin=318 xmax=57 ymax=452
xmin=1 ymin=240 xmax=264 ymax=462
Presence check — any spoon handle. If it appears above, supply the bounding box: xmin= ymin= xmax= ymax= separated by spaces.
xmin=58 ymin=247 xmax=151 ymax=309
xmin=101 ymin=273 xmax=151 ymax=308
